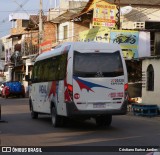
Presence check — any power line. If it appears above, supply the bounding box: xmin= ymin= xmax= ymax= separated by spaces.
xmin=2 ymin=0 xmax=160 ymax=39
xmin=12 ymin=0 xmax=41 ymax=27
xmin=0 ymin=9 xmax=41 ymax=13
xmin=0 ymin=0 xmax=29 ymax=25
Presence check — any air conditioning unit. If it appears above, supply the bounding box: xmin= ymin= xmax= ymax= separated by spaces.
xmin=122 ymin=22 xmax=145 ymax=30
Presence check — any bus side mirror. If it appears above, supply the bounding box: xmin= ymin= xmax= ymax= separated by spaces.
xmin=25 ymin=75 xmax=30 ymax=81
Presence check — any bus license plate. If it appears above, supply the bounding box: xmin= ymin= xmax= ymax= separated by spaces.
xmin=93 ymin=103 xmax=106 ymax=108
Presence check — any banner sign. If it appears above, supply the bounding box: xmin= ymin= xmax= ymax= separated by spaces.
xmin=110 ymin=30 xmax=139 ymax=59
xmin=39 ymin=40 xmax=52 ymax=53
xmin=79 ymin=27 xmax=110 ymax=43
xmin=93 ymin=2 xmax=116 ymax=28
xmin=79 ymin=28 xmax=142 ymax=59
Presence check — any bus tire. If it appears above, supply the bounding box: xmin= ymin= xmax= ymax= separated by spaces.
xmin=96 ymin=115 xmax=112 ymax=127
xmin=51 ymin=106 xmax=63 ymax=127
xmin=30 ymin=104 xmax=38 ymax=119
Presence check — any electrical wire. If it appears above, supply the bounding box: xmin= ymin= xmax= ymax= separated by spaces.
xmin=0 ymin=0 xmax=29 ymax=25
xmin=2 ymin=0 xmax=160 ymax=42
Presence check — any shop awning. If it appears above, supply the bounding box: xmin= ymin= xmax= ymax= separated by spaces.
xmin=51 ymin=10 xmax=82 ymax=23
xmin=50 ymin=1 xmax=88 ymax=23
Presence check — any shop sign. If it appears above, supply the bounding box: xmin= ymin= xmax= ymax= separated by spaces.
xmin=79 ymin=27 xmax=110 ymax=42
xmin=110 ymin=30 xmax=139 ymax=59
xmin=79 ymin=28 xmax=141 ymax=59
xmin=93 ymin=2 xmax=116 ymax=28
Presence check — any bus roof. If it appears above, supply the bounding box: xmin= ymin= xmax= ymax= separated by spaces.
xmin=35 ymin=42 xmax=121 ymax=62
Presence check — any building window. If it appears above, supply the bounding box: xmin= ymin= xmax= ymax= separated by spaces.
xmin=63 ymin=25 xmax=68 ymax=39
xmin=14 ymin=21 xmax=17 ymax=28
xmin=22 ymin=20 xmax=29 ymax=27
xmin=2 ymin=45 xmax=5 ymax=51
xmin=147 ymin=64 xmax=154 ymax=91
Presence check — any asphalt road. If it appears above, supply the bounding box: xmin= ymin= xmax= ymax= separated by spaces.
xmin=0 ymin=97 xmax=160 ymax=155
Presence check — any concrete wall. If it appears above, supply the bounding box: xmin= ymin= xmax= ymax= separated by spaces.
xmin=73 ymin=22 xmax=90 ymax=41
xmin=44 ymin=22 xmax=57 ymax=43
xmin=142 ymin=58 xmax=160 ymax=105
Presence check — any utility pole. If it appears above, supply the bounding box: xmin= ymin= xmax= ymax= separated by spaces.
xmin=39 ymin=0 xmax=43 ymax=54
xmin=55 ymin=0 xmax=57 ymax=7
xmin=114 ymin=0 xmax=120 ymax=30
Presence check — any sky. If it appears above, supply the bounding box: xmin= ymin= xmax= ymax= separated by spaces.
xmin=0 ymin=0 xmax=59 ymax=37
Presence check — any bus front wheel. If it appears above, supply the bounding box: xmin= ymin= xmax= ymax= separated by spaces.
xmin=30 ymin=104 xmax=38 ymax=119
xmin=51 ymin=106 xmax=63 ymax=127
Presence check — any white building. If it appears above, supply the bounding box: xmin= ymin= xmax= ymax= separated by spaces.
xmin=0 ymin=35 xmax=12 ymax=81
xmin=142 ymin=57 xmax=160 ymax=107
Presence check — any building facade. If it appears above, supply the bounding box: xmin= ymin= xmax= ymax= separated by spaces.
xmin=0 ymin=13 xmax=57 ymax=95
xmin=48 ymin=0 xmax=89 ymax=44
xmin=142 ymin=57 xmax=160 ymax=106
xmin=1 ymin=0 xmax=160 ymax=101
xmin=0 ymin=35 xmax=12 ymax=82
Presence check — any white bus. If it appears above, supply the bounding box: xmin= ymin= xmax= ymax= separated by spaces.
xmin=27 ymin=42 xmax=128 ymax=127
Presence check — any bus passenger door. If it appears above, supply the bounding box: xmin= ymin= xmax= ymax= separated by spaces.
xmin=38 ymin=82 xmax=49 ymax=113
xmin=57 ymin=80 xmax=67 ymax=116
xmin=30 ymin=83 xmax=40 ymax=112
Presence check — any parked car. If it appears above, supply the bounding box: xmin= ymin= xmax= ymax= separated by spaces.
xmin=1 ymin=81 xmax=25 ymax=98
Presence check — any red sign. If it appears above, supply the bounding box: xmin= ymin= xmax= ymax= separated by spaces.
xmin=39 ymin=40 xmax=52 ymax=53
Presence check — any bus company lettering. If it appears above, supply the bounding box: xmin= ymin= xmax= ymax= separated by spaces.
xmin=111 ymin=79 xmax=124 ymax=85
xmin=39 ymin=85 xmax=47 ymax=94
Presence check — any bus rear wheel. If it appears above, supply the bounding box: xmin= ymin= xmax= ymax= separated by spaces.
xmin=96 ymin=115 xmax=112 ymax=127
xmin=51 ymin=106 xmax=63 ymax=127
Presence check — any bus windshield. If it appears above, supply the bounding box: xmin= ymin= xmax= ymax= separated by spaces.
xmin=73 ymin=51 xmax=124 ymax=78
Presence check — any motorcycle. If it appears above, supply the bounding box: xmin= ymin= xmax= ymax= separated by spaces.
xmin=113 ymin=34 xmax=136 ymax=44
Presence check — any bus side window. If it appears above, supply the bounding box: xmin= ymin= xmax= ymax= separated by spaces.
xmin=47 ymin=59 xmax=53 ymax=81
xmin=58 ymin=54 xmax=67 ymax=80
xmin=53 ymin=58 xmax=59 ymax=80
xmin=32 ymin=63 xmax=39 ymax=83
xmin=42 ymin=59 xmax=53 ymax=82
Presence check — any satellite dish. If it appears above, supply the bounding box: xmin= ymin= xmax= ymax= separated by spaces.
xmin=120 ymin=6 xmax=133 ymax=15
